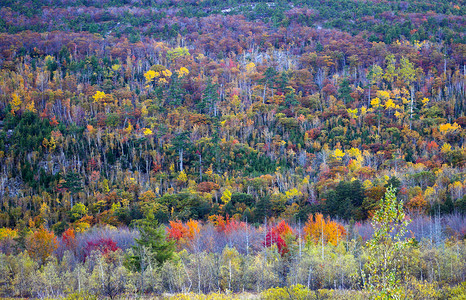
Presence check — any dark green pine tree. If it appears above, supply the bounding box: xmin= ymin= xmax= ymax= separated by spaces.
xmin=60 ymin=172 xmax=83 ymax=208
xmin=128 ymin=215 xmax=175 ymax=272
xmin=167 ymin=74 xmax=186 ymax=107
xmin=199 ymin=77 xmax=219 ymax=116
xmin=338 ymin=78 xmax=352 ymax=104
xmin=260 ymin=67 xmax=278 ymax=103
xmin=171 ymin=131 xmax=191 ymax=172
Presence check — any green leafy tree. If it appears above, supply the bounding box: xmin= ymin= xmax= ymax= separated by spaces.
xmin=397 ymin=56 xmax=416 ymax=129
xmin=364 ymin=185 xmax=412 ymax=299
xmin=70 ymin=203 xmax=88 ymax=222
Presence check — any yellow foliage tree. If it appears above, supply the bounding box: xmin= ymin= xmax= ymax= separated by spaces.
xmin=178 ymin=67 xmax=189 ymax=78
xmin=285 ymin=188 xmax=301 ymax=200
xmin=371 ymin=97 xmax=381 ymax=108
xmin=177 ymin=170 xmax=188 ymax=183
xmin=246 ymin=62 xmax=256 ymax=73
xmin=162 ymin=69 xmax=172 ymax=78
xmin=347 ymin=108 xmax=358 ymax=119
xmin=221 ymin=188 xmax=232 ymax=204
xmin=125 ymin=122 xmax=133 ymax=134
xmin=144 ymin=69 xmax=157 ymax=83
xmin=384 ymin=98 xmax=395 ymax=109
xmin=441 ymin=143 xmax=452 ymax=153
xmin=333 ymin=149 xmax=345 ymax=161
xmin=143 ymin=128 xmax=153 ymax=136
xmin=93 ymin=90 xmax=107 ymax=102
xmin=25 ymin=101 xmax=36 ymax=113
xmin=439 ymin=123 xmax=461 ymax=135
xmin=10 ymin=93 xmax=22 ymax=114
xmin=421 ymin=97 xmax=429 ymax=106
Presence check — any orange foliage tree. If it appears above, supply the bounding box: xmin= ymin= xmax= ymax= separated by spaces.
xmin=62 ymin=228 xmax=77 ymax=253
xmin=208 ymin=214 xmax=231 ymax=232
xmin=405 ymin=192 xmax=428 ymax=214
xmin=303 ymin=213 xmax=346 ymax=246
xmin=167 ymin=219 xmax=201 ymax=248
xmin=26 ymin=226 xmax=58 ymax=264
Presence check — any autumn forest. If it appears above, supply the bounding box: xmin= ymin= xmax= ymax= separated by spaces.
xmin=0 ymin=0 xmax=465 ymax=299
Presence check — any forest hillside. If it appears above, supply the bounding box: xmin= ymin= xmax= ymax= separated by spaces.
xmin=0 ymin=0 xmax=465 ymax=298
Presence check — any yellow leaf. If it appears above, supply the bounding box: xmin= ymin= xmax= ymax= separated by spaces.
xmin=376 ymin=90 xmax=390 ymax=101
xmin=221 ymin=188 xmax=232 ymax=204
xmin=441 ymin=143 xmax=452 ymax=153
xmin=333 ymin=149 xmax=345 ymax=160
xmin=178 ymin=67 xmax=189 ymax=78
xmin=93 ymin=91 xmax=106 ymax=102
xmin=25 ymin=101 xmax=36 ymax=113
xmin=125 ymin=122 xmax=133 ymax=134
xmin=143 ymin=128 xmax=153 ymax=136
xmin=384 ymin=98 xmax=395 ymax=109
xmin=162 ymin=69 xmax=172 ymax=78
xmin=361 ymin=106 xmax=367 ymax=115
xmin=422 ymin=97 xmax=429 ymax=106
xmin=177 ymin=170 xmax=188 ymax=182
xmin=347 ymin=147 xmax=361 ymax=157
xmin=10 ymin=93 xmax=22 ymax=114
xmin=347 ymin=108 xmax=358 ymax=119
xmin=144 ymin=70 xmax=156 ymax=83
xmin=370 ymin=97 xmax=381 ymax=108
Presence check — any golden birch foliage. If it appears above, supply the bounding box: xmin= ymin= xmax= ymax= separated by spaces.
xmin=92 ymin=90 xmax=106 ymax=102
xmin=125 ymin=122 xmax=133 ymax=134
xmin=177 ymin=170 xmax=188 ymax=183
xmin=333 ymin=149 xmax=345 ymax=161
xmin=246 ymin=62 xmax=256 ymax=73
xmin=285 ymin=188 xmax=301 ymax=200
xmin=178 ymin=67 xmax=189 ymax=78
xmin=441 ymin=143 xmax=452 ymax=153
xmin=221 ymin=188 xmax=232 ymax=204
xmin=25 ymin=100 xmax=36 ymax=113
xmin=439 ymin=123 xmax=461 ymax=135
xmin=376 ymin=90 xmax=390 ymax=101
xmin=371 ymin=97 xmax=381 ymax=108
xmin=162 ymin=69 xmax=172 ymax=78
xmin=347 ymin=147 xmax=361 ymax=158
xmin=384 ymin=98 xmax=395 ymax=109
xmin=347 ymin=108 xmax=358 ymax=119
xmin=143 ymin=128 xmax=153 ymax=136
xmin=0 ymin=228 xmax=17 ymax=240
xmin=421 ymin=97 xmax=429 ymax=106
xmin=10 ymin=93 xmax=22 ymax=114
xmin=111 ymin=64 xmax=121 ymax=71
xmin=363 ymin=180 xmax=373 ymax=189
xmin=144 ymin=69 xmax=157 ymax=83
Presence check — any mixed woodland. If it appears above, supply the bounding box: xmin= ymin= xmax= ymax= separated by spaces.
xmin=0 ymin=0 xmax=465 ymax=298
